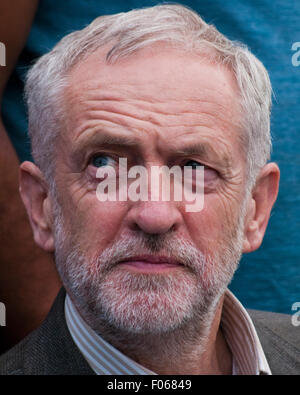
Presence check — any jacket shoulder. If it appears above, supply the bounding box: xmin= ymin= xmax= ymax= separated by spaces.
xmin=0 ymin=288 xmax=94 ymax=375
xmin=0 ymin=336 xmax=29 ymax=375
xmin=248 ymin=309 xmax=300 ymax=375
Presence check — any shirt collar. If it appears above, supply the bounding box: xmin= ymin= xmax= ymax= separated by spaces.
xmin=221 ymin=290 xmax=271 ymax=375
xmin=65 ymin=289 xmax=271 ymax=375
xmin=65 ymin=294 xmax=154 ymax=375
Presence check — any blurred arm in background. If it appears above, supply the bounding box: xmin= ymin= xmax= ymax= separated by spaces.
xmin=0 ymin=0 xmax=61 ymax=353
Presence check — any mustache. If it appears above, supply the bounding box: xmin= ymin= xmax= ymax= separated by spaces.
xmin=95 ymin=232 xmax=208 ymax=275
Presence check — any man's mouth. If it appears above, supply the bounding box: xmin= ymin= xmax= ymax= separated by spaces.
xmin=118 ymin=255 xmax=183 ymax=273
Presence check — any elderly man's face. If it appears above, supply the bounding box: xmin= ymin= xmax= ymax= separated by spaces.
xmin=47 ymin=46 xmax=249 ymax=333
xmin=33 ymin=45 xmax=255 ymax=334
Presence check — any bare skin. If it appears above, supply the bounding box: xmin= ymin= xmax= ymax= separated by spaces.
xmin=20 ymin=45 xmax=280 ymax=374
xmin=0 ymin=1 xmax=61 ymax=352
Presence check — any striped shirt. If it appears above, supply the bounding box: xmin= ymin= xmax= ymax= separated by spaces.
xmin=65 ymin=289 xmax=271 ymax=375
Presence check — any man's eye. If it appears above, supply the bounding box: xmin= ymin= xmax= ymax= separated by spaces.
xmin=184 ymin=160 xmax=204 ymax=169
xmin=184 ymin=160 xmax=218 ymax=182
xmin=90 ymin=154 xmax=116 ymax=168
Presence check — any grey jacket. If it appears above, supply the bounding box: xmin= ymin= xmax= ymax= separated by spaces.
xmin=0 ymin=288 xmax=299 ymax=375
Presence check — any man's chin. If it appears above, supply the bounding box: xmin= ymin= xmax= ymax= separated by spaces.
xmin=79 ymin=269 xmax=214 ymax=336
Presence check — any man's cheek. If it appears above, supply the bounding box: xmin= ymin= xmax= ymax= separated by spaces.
xmin=186 ymin=208 xmax=222 ymax=253
xmin=212 ymin=188 xmax=242 ymax=226
xmin=191 ymin=198 xmax=237 ymax=250
xmin=75 ymin=204 xmax=123 ymax=245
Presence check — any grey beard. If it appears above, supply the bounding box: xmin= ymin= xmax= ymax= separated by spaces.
xmin=52 ymin=197 xmax=246 ymax=359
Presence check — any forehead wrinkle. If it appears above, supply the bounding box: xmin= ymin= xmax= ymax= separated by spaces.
xmin=65 ymin=65 xmax=241 ymax=115
xmin=67 ymin=82 xmax=239 ymax=117
xmin=80 ymin=110 xmax=229 ymax=134
xmin=66 ymin=96 xmax=239 ymax=143
xmin=82 ymin=98 xmax=233 ymax=125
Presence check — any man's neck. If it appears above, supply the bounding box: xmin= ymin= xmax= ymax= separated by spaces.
xmin=133 ymin=328 xmax=232 ymax=375
xmin=94 ymin=295 xmax=232 ymax=375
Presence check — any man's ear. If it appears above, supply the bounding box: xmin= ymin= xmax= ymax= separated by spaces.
xmin=19 ymin=161 xmax=55 ymax=252
xmin=243 ymin=162 xmax=280 ymax=253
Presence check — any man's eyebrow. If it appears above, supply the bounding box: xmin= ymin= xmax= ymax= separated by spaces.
xmin=171 ymin=142 xmax=231 ymax=167
xmin=73 ymin=131 xmax=140 ymax=153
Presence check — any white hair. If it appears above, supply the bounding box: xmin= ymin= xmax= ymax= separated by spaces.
xmin=25 ymin=3 xmax=272 ymax=191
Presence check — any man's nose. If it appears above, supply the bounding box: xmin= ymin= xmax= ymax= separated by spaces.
xmin=127 ymin=201 xmax=183 ymax=235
